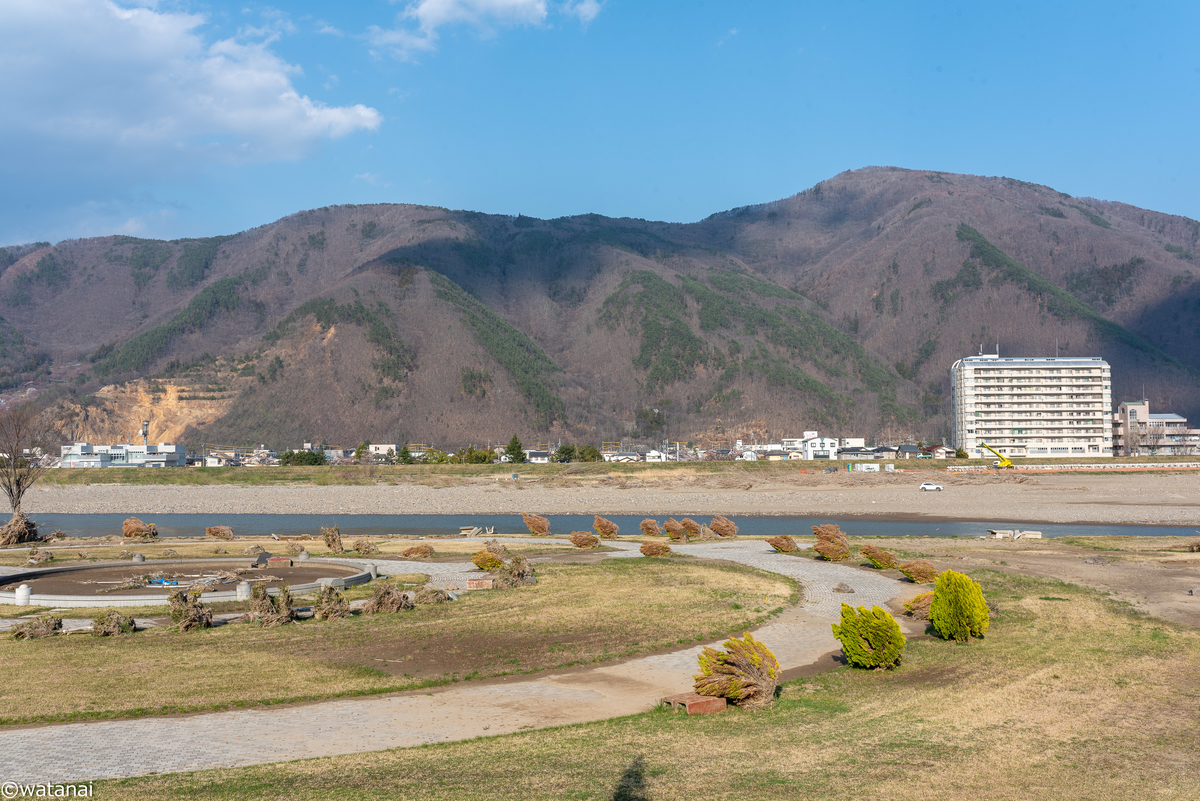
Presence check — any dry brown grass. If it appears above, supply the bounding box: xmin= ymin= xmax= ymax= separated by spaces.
xmin=100 ymin=571 xmax=1200 ymax=801
xmin=0 ymin=561 xmax=792 ymax=726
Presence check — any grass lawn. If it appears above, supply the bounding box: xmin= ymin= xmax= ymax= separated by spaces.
xmin=100 ymin=571 xmax=1200 ymax=800
xmin=0 ymin=560 xmax=794 ymax=726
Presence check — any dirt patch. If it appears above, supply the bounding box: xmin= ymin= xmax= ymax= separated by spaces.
xmin=859 ymin=536 xmax=1200 ymax=628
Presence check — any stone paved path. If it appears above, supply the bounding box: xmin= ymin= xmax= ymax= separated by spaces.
xmin=0 ymin=538 xmax=909 ymax=785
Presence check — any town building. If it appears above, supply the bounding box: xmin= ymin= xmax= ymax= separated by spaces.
xmin=801 ymin=436 xmax=839 ymax=460
xmin=1112 ymin=400 xmax=1197 ymax=456
xmin=59 ymin=442 xmax=187 ymax=468
xmin=951 ymin=355 xmax=1113 ymax=459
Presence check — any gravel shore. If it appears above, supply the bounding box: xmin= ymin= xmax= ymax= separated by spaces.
xmin=23 ymin=472 xmax=1200 ymax=526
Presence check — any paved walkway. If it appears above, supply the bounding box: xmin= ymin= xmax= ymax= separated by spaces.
xmin=0 ymin=538 xmax=909 ymax=784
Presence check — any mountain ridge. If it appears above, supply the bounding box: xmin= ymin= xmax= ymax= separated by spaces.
xmin=3 ymin=166 xmax=1197 ymax=451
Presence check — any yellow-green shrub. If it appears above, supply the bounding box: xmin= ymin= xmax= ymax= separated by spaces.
xmin=471 ymin=550 xmax=503 ymax=571
xmin=929 ymin=569 xmax=990 ymax=642
xmin=831 ymin=603 xmax=905 ymax=669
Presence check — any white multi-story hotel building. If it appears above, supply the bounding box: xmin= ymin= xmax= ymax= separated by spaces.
xmin=950 ymin=355 xmax=1113 ymax=459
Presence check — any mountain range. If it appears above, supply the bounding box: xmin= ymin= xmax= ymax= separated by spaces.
xmin=2 ymin=166 xmax=1197 ymax=452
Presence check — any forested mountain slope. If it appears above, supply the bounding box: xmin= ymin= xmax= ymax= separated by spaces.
xmin=3 ymin=166 xmax=1197 ymax=450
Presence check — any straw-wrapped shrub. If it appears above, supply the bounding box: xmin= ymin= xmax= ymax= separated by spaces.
xmin=321 ymin=525 xmax=344 ymax=554
xmin=0 ymin=512 xmax=38 ymax=546
xmin=680 ymin=518 xmax=702 ymax=539
xmin=402 ymin=544 xmax=434 ymax=559
xmin=205 ymin=526 xmax=234 ymax=540
xmin=484 ymin=539 xmax=509 ymax=555
xmin=640 ymin=541 xmax=671 ymax=557
xmin=593 ymin=516 xmax=620 ymax=538
xmin=904 ymin=590 xmax=935 ymax=620
xmin=352 ymin=539 xmax=380 ymax=555
xmin=91 ymin=611 xmax=135 ymax=637
xmin=898 ymin=560 xmax=939 ymax=584
xmin=521 ymin=513 xmax=551 ymax=537
xmin=569 ymin=531 xmax=600 ymax=548
xmin=693 ymin=631 xmax=780 ymax=709
xmin=169 ymin=591 xmax=213 ymax=632
xmin=639 ymin=519 xmax=662 ymax=537
xmin=494 ymin=555 xmax=537 ymax=588
xmin=831 ymin=603 xmax=906 ymax=669
xmin=249 ymin=584 xmax=294 ymax=627
xmin=709 ymin=515 xmax=738 ymax=538
xmin=243 ymin=544 xmax=265 ymax=555
xmin=122 ymin=517 xmax=157 ymax=539
xmin=10 ymin=616 xmax=62 ymax=640
xmin=663 ymin=518 xmax=686 ymax=541
xmin=472 ymin=550 xmax=503 ymax=571
xmin=862 ymin=544 xmax=898 ymax=569
xmin=415 ymin=587 xmax=452 ymax=604
xmin=929 ymin=570 xmax=990 ymax=642
xmin=765 ymin=535 xmax=798 ymax=553
xmin=812 ymin=524 xmax=851 ymax=562
xmin=362 ymin=583 xmax=414 ymax=614
xmin=313 ymin=586 xmax=350 ymax=621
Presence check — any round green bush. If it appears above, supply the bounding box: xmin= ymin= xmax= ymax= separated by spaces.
xmin=830 ymin=603 xmax=906 ymax=669
xmin=929 ymin=569 xmax=990 ymax=642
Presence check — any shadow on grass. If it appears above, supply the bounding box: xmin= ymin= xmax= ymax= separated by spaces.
xmin=610 ymin=755 xmax=650 ymax=801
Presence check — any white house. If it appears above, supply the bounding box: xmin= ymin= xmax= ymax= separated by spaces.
xmin=802 ymin=436 xmax=839 ymax=460
xmin=369 ymin=444 xmax=398 ymax=459
xmin=839 ymin=437 xmax=866 ymax=449
xmin=523 ymin=450 xmax=550 ymax=464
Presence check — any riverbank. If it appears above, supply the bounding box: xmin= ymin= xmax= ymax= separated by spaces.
xmin=23 ymin=471 xmax=1200 ymax=526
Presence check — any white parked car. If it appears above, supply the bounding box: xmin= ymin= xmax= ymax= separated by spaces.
xmin=918 ymin=482 xmax=944 ymax=492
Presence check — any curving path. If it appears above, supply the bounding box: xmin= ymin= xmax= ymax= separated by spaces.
xmin=0 ymin=538 xmax=911 ymax=785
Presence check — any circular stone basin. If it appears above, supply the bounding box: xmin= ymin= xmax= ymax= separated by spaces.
xmin=0 ymin=559 xmax=368 ymax=606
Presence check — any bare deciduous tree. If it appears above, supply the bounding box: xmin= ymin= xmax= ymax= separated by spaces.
xmin=0 ymin=402 xmax=56 ymax=516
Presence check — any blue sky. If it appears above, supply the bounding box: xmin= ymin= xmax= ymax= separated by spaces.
xmin=2 ymin=0 xmax=1198 ymax=244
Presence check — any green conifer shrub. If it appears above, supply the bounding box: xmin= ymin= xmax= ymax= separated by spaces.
xmin=929 ymin=570 xmax=990 ymax=642
xmin=830 ymin=603 xmax=906 ymax=669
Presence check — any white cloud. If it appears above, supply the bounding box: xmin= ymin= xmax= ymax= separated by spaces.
xmin=0 ymin=0 xmax=381 ymax=165
xmin=405 ymin=0 xmax=547 ymax=34
xmin=317 ymin=21 xmax=345 ymax=36
xmin=717 ymin=28 xmax=738 ymax=46
xmin=370 ymin=0 xmax=596 ymax=60
xmin=564 ymin=0 xmax=601 ymax=24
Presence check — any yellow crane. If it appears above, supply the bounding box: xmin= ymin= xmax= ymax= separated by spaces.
xmin=978 ymin=441 xmax=1014 ymax=469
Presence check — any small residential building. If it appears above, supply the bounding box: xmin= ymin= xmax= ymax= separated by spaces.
xmin=838 ymin=447 xmax=876 ymax=460
xmin=763 ymin=450 xmax=790 ymax=461
xmin=59 ymin=442 xmax=187 ymax=468
xmin=872 ymin=446 xmax=898 ymax=459
xmin=602 ymin=451 xmax=641 ymax=463
xmin=523 ymin=450 xmax=550 ymax=464
xmin=802 ymin=436 xmax=839 ymax=460
xmin=896 ymin=445 xmax=921 ymax=459
xmin=369 ymin=444 xmax=398 ymax=459
xmin=929 ymin=445 xmax=956 ymax=459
